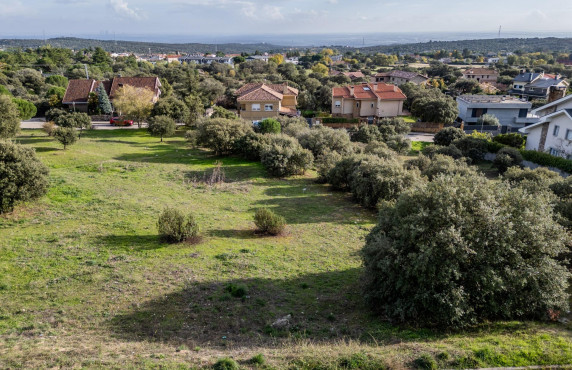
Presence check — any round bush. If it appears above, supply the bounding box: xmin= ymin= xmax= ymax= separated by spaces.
xmin=315 ymin=149 xmax=343 ymax=183
xmin=433 ymin=127 xmax=466 ymax=146
xmin=493 ymin=133 xmax=525 ymax=149
xmin=260 ymin=134 xmax=313 ymax=177
xmin=405 ymin=154 xmax=431 ymax=172
xmin=350 ymin=125 xmax=383 ymax=144
xmin=378 ymin=117 xmax=410 ymax=135
xmin=157 ymin=207 xmax=199 ymax=243
xmin=254 ymin=207 xmax=286 ymax=235
xmin=493 ymin=147 xmax=523 ymax=173
xmin=385 ymin=135 xmax=412 ymax=154
xmin=327 ymin=154 xmax=373 ymax=190
xmin=422 ymin=144 xmax=462 ymax=159
xmin=452 ymin=137 xmax=488 ymax=161
xmin=364 ymin=141 xmax=397 ymax=160
xmin=0 ymin=141 xmax=49 ymax=213
xmin=362 ymin=173 xmax=570 ymax=328
xmin=296 ymin=125 xmax=353 ymax=158
xmin=258 ymin=118 xmax=281 ymax=134
xmin=148 ymin=115 xmax=176 ymax=142
xmin=233 ymin=131 xmax=271 ymax=161
xmin=421 ymin=154 xmax=476 ymax=181
xmin=0 ymin=95 xmax=20 ymax=139
xmin=503 ymin=167 xmax=560 ymax=191
xmin=53 ymin=127 xmax=78 ymax=150
xmin=196 ymin=118 xmax=253 ymax=155
xmin=213 ymin=357 xmax=239 ymax=370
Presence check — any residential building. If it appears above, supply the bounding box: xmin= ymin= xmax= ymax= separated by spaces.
xmin=461 ymin=68 xmax=499 ymax=83
xmin=236 ymin=82 xmax=299 ymax=123
xmin=532 ymin=93 xmax=572 ymax=117
xmin=372 ymin=70 xmax=428 ymax=85
xmin=331 ymin=82 xmax=407 ymax=121
xmin=508 ymin=71 xmax=569 ymax=101
xmin=245 ymin=55 xmax=270 ymax=62
xmin=331 ymin=55 xmax=343 ymax=62
xmin=62 ymin=77 xmax=161 ymax=112
xmin=178 ymin=55 xmax=235 ymax=66
xmin=330 ymin=70 xmax=365 ymax=80
xmin=520 ymin=109 xmax=572 ymax=158
xmin=456 ymin=95 xmax=533 ymax=129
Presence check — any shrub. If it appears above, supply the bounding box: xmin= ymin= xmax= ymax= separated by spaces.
xmin=316 ymin=149 xmax=343 ymax=183
xmin=147 ymin=115 xmax=176 ymax=142
xmin=350 ymin=125 xmax=383 ymax=144
xmin=213 ymin=357 xmax=239 ymax=370
xmin=433 ymin=127 xmax=465 ymax=146
xmin=258 ymin=118 xmax=281 ymax=134
xmin=452 ymin=137 xmax=488 ymax=161
xmin=327 ymin=154 xmax=373 ymax=190
xmin=157 ymin=208 xmax=199 ymax=243
xmin=249 ymin=354 xmax=265 ymax=365
xmin=405 ymin=154 xmax=432 ymax=172
xmin=487 ymin=140 xmax=506 ymax=153
xmin=414 ymin=354 xmax=438 ymax=370
xmin=42 ymin=121 xmax=56 ymax=136
xmin=364 ymin=141 xmax=396 ymax=160
xmin=54 ymin=112 xmax=92 ymax=138
xmin=233 ymin=131 xmax=271 ymax=161
xmin=53 ymin=127 xmax=78 ymax=150
xmin=350 ymin=158 xmax=422 ymax=208
xmin=422 ymin=144 xmax=463 ymax=159
xmin=321 ymin=117 xmax=359 ymax=124
xmin=151 ymin=96 xmax=189 ymax=122
xmin=196 ymin=118 xmax=253 ymax=155
xmin=378 ymin=117 xmax=410 ymax=135
xmin=503 ymin=167 xmax=560 ymax=192
xmin=362 ymin=173 xmax=570 ymax=328
xmin=211 ymin=105 xmax=238 ymax=119
xmin=45 ymin=107 xmax=67 ymax=122
xmin=421 ymin=154 xmax=476 ymax=181
xmin=260 ymin=134 xmax=313 ymax=177
xmin=0 ymin=95 xmax=20 ymax=139
xmin=254 ymin=208 xmax=286 ymax=235
xmin=12 ymin=98 xmax=37 ymax=120
xmin=520 ymin=150 xmax=572 ymax=173
xmin=493 ymin=147 xmax=523 ymax=173
xmin=469 ymin=130 xmax=492 ymax=140
xmin=225 ymin=283 xmax=248 ymax=298
xmin=476 ymin=113 xmax=500 ymax=127
xmin=0 ymin=141 xmax=49 ymax=213
xmin=296 ymin=125 xmax=353 ymax=158
xmin=493 ymin=133 xmax=525 ymax=149
xmin=385 ymin=135 xmax=412 ymax=154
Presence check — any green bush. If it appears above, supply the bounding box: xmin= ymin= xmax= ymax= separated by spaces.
xmin=258 ymin=118 xmax=281 ymax=134
xmin=520 ymin=150 xmax=572 ymax=173
xmin=503 ymin=167 xmax=560 ymax=192
xmin=433 ymin=127 xmax=466 ymax=146
xmin=157 ymin=207 xmax=199 ymax=243
xmin=322 ymin=117 xmax=359 ymax=124
xmin=493 ymin=133 xmax=525 ymax=149
xmin=196 ymin=118 xmax=253 ymax=155
xmin=493 ymin=147 xmax=523 ymax=173
xmin=487 ymin=140 xmax=506 ymax=153
xmin=362 ymin=173 xmax=570 ymax=328
xmin=0 ymin=95 xmax=20 ymax=139
xmin=147 ymin=115 xmax=176 ymax=142
xmin=350 ymin=125 xmax=383 ymax=144
xmin=421 ymin=154 xmax=476 ymax=181
xmin=0 ymin=140 xmax=49 ymax=213
xmin=422 ymin=144 xmax=463 ymax=159
xmin=151 ymin=96 xmax=190 ymax=122
xmin=53 ymin=127 xmax=78 ymax=150
xmin=249 ymin=354 xmax=265 ymax=365
xmin=405 ymin=154 xmax=432 ymax=172
xmin=296 ymin=125 xmax=353 ymax=158
xmin=364 ymin=141 xmax=396 ymax=160
xmin=225 ymin=283 xmax=248 ymax=298
xmin=12 ymin=98 xmax=37 ymax=120
xmin=452 ymin=137 xmax=488 ymax=161
xmin=260 ymin=134 xmax=313 ymax=177
xmin=315 ymin=149 xmax=343 ymax=183
xmin=254 ymin=207 xmax=286 ymax=235
xmin=414 ymin=354 xmax=438 ymax=370
xmin=327 ymin=154 xmax=373 ymax=190
xmin=45 ymin=107 xmax=67 ymax=122
xmin=476 ymin=113 xmax=500 ymax=127
xmin=385 ymin=135 xmax=412 ymax=154
xmin=378 ymin=117 xmax=411 ymax=135
xmin=233 ymin=131 xmax=271 ymax=161
xmin=213 ymin=357 xmax=239 ymax=370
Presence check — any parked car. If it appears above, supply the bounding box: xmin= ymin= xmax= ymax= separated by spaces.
xmin=110 ymin=117 xmax=134 ymax=126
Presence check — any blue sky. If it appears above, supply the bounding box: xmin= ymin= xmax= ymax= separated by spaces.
xmin=1 ymin=0 xmax=572 ymax=40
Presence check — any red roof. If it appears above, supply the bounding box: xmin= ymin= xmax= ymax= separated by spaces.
xmin=62 ymin=79 xmax=97 ymax=104
xmin=63 ymin=77 xmax=161 ymax=104
xmin=236 ymin=82 xmax=298 ymax=102
xmin=332 ymin=83 xmax=406 ymax=101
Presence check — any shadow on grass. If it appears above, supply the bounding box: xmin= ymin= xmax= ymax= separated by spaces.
xmin=96 ymin=234 xmax=166 ymax=251
xmin=33 ymin=147 xmax=59 ymax=153
xmin=207 ymin=229 xmax=260 ymax=240
xmin=15 ymin=137 xmax=54 ymax=145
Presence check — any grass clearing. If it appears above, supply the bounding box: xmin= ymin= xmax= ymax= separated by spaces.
xmin=0 ymin=129 xmax=571 ymax=369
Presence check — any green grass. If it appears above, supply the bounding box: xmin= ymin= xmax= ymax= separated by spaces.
xmin=402 ymin=115 xmax=417 ymax=123
xmin=410 ymin=141 xmax=430 ymax=155
xmin=0 ymin=129 xmax=571 ymax=369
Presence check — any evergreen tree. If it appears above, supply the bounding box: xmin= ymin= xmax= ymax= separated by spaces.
xmin=96 ymin=83 xmax=113 ymax=115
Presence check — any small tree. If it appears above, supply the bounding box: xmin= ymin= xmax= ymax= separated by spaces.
xmin=113 ymin=85 xmax=154 ymax=128
xmin=351 ymin=125 xmax=383 ymax=144
xmin=0 ymin=140 xmax=49 ymax=213
xmin=54 ymin=127 xmax=78 ymax=150
xmin=148 ymin=115 xmax=176 ymax=142
xmin=196 ymin=118 xmax=253 ymax=155
xmin=254 ymin=208 xmax=286 ymax=235
xmin=476 ymin=113 xmax=501 ymax=128
xmin=96 ymin=83 xmax=113 ymax=115
xmin=433 ymin=127 xmax=466 ymax=146
xmin=151 ymin=96 xmax=190 ymax=122
xmin=55 ymin=112 xmax=91 ymax=139
xmin=12 ymin=98 xmax=37 ymax=120
xmin=184 ymin=94 xmax=205 ymax=127
xmin=0 ymin=95 xmax=20 ymax=139
xmin=258 ymin=118 xmax=281 ymax=134
xmin=494 ymin=147 xmax=523 ymax=173
xmin=260 ymin=135 xmax=314 ymax=177
xmin=157 ymin=208 xmax=199 ymax=243
xmin=411 ymin=96 xmax=459 ymax=124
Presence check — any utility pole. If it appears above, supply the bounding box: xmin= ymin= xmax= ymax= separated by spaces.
xmin=498 ymin=25 xmax=502 ymax=38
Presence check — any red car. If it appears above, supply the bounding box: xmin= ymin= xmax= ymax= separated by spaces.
xmin=110 ymin=117 xmax=134 ymax=126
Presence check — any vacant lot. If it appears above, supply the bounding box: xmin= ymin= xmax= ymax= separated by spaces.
xmin=1 ymin=129 xmax=571 ymax=369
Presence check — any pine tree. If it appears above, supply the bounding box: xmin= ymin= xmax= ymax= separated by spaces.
xmin=96 ymin=84 xmax=113 ymax=115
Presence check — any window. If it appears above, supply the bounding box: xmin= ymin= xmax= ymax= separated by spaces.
xmin=356 ymin=102 xmax=359 ymax=107
xmin=550 ymin=148 xmax=560 ymax=156
xmin=566 ymin=129 xmax=572 ymax=141
xmin=363 ymin=87 xmax=370 ymax=91
xmin=251 ymin=103 xmax=260 ymax=111
xmin=264 ymin=104 xmax=273 ymax=111
xmin=518 ymin=109 xmax=528 ymax=118
xmin=553 ymin=125 xmax=560 ymax=137
xmin=335 ymin=101 xmax=341 ymax=108
xmin=471 ymin=108 xmax=487 ymax=118
xmin=371 ymin=103 xmax=374 ymax=108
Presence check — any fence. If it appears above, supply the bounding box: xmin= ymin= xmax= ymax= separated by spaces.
xmin=410 ymin=122 xmax=444 ymax=133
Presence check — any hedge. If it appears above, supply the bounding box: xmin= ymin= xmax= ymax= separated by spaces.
xmin=520 ymin=150 xmax=572 ymax=173
xmin=322 ymin=117 xmax=360 ymax=124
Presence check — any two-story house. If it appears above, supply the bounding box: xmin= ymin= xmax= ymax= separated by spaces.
xmin=331 ymin=82 xmax=406 ymax=122
xmin=520 ymin=94 xmax=572 ymax=157
xmin=509 ymin=71 xmax=568 ymax=101
xmin=372 ymin=70 xmax=428 ymax=85
xmin=178 ymin=55 xmax=235 ymax=66
xmin=456 ymin=95 xmax=534 ymax=130
xmin=62 ymin=77 xmax=162 ymax=113
xmin=461 ymin=68 xmax=499 ymax=83
xmin=236 ymin=83 xmax=299 ymax=123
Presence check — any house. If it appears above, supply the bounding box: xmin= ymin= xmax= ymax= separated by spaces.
xmin=178 ymin=55 xmax=234 ymax=66
xmin=372 ymin=70 xmax=428 ymax=85
xmin=520 ymin=109 xmax=572 ymax=158
xmin=532 ymin=93 xmax=572 ymax=118
xmin=62 ymin=77 xmax=161 ymax=113
xmin=461 ymin=68 xmax=499 ymax=83
xmin=236 ymin=82 xmax=299 ymax=123
xmin=331 ymin=55 xmax=343 ymax=62
xmin=456 ymin=95 xmax=533 ymax=130
xmin=246 ymin=55 xmax=270 ymax=62
xmin=331 ymin=82 xmax=407 ymax=121
xmin=508 ymin=72 xmax=568 ymax=101
xmin=330 ymin=70 xmax=365 ymax=80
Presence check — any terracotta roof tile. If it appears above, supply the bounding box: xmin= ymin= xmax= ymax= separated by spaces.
xmin=237 ymin=85 xmax=283 ymax=102
xmin=109 ymin=77 xmax=161 ymax=99
xmin=332 ymin=83 xmax=406 ymax=101
xmin=62 ymin=79 xmax=96 ymax=104
xmin=463 ymin=68 xmax=498 ymax=76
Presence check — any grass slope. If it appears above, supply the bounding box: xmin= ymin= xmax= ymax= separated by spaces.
xmin=0 ymin=129 xmax=571 ymax=369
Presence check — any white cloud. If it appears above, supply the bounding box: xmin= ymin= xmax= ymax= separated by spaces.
xmin=0 ymin=0 xmax=31 ymax=17
xmin=109 ymin=0 xmax=143 ymax=20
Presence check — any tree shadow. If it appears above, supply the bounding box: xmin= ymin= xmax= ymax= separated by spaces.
xmin=15 ymin=137 xmax=54 ymax=145
xmin=33 ymin=147 xmax=59 ymax=153
xmin=95 ymin=234 xmax=167 ymax=252
xmin=97 ymin=139 xmax=143 ymax=145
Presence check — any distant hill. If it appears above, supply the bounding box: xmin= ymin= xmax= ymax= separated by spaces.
xmin=1 ymin=36 xmax=572 ymax=55
xmin=0 ymin=37 xmax=291 ymax=54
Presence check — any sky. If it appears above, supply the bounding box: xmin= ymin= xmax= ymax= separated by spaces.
xmin=1 ymin=0 xmax=572 ymax=43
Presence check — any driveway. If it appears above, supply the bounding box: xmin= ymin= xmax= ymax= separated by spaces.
xmin=20 ymin=120 xmax=150 ymax=130
xmin=407 ymin=132 xmax=434 ymax=142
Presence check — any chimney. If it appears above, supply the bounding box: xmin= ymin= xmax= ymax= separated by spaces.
xmin=349 ymin=86 xmax=354 ymax=97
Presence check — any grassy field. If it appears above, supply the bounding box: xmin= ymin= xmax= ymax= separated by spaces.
xmin=1 ymin=129 xmax=571 ymax=369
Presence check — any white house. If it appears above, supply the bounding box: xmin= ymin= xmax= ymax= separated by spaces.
xmin=520 ymin=109 xmax=572 ymax=158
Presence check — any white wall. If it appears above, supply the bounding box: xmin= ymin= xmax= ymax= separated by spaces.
xmin=526 ymin=114 xmax=572 ymax=157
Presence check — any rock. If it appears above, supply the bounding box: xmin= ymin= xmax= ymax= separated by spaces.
xmin=271 ymin=314 xmax=292 ymax=329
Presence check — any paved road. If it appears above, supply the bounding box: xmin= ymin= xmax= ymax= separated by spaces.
xmin=20 ymin=120 xmax=148 ymax=130
xmin=407 ymin=132 xmax=434 ymax=142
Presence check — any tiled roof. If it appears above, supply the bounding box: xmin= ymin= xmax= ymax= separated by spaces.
xmin=279 ymin=107 xmax=298 ymax=116
xmin=62 ymin=79 xmax=97 ymax=104
xmin=237 ymin=84 xmax=283 ymax=102
xmin=108 ymin=77 xmax=161 ymax=99
xmin=514 ymin=72 xmax=542 ymax=82
xmin=527 ymin=78 xmax=567 ymax=88
xmin=375 ymin=70 xmax=426 ymax=79
xmin=332 ymin=83 xmax=406 ymax=101
xmin=463 ymin=68 xmax=497 ymax=76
